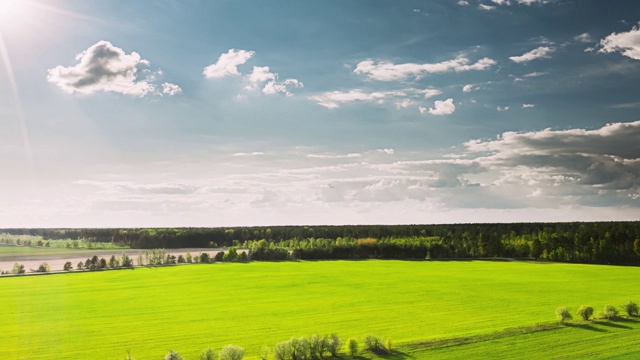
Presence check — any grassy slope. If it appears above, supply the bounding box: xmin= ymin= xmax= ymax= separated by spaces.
xmin=0 ymin=260 xmax=639 ymax=359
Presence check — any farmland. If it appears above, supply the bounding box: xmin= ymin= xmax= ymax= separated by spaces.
xmin=1 ymin=260 xmax=639 ymax=359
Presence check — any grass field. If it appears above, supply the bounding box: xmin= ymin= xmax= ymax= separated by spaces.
xmin=1 ymin=260 xmax=639 ymax=359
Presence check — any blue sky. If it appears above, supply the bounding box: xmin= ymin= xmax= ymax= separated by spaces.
xmin=1 ymin=0 xmax=639 ymax=227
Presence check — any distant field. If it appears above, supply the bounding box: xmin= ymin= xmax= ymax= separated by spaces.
xmin=1 ymin=260 xmax=639 ymax=359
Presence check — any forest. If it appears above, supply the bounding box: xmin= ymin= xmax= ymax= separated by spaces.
xmin=2 ymin=222 xmax=640 ymax=265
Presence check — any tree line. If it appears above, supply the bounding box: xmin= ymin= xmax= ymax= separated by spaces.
xmin=2 ymin=222 xmax=639 ymax=265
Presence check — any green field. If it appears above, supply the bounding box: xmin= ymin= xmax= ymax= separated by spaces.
xmin=1 ymin=260 xmax=639 ymax=359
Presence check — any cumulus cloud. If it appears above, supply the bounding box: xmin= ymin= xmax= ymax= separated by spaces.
xmin=245 ymin=66 xmax=303 ymax=96
xmin=354 ymin=56 xmax=496 ymax=81
xmin=463 ymin=121 xmax=640 ymax=191
xmin=462 ymin=84 xmax=477 ymax=92
xmin=162 ymin=83 xmax=182 ymax=96
xmin=522 ymin=103 xmax=535 ymax=108
xmin=491 ymin=0 xmax=511 ymax=4
xmin=203 ymin=49 xmax=254 ymax=79
xmin=509 ymin=46 xmax=555 ymax=63
xmin=47 ymin=41 xmax=165 ymax=96
xmin=497 ymin=106 xmax=510 ymax=111
xmin=523 ymin=71 xmax=548 ymax=77
xmin=427 ymin=98 xmax=456 ymax=115
xmin=599 ymin=25 xmax=640 ymax=60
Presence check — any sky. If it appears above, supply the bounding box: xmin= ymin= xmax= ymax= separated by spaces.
xmin=0 ymin=0 xmax=639 ymax=227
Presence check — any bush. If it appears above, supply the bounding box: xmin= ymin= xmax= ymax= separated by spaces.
xmin=364 ymin=334 xmax=387 ymax=355
xmin=259 ymin=345 xmax=271 ymax=360
xmin=36 ymin=262 xmax=50 ymax=273
xmin=327 ymin=333 xmax=342 ymax=357
xmin=219 ymin=344 xmax=244 ymax=360
xmin=347 ymin=338 xmax=358 ymax=357
xmin=200 ymin=252 xmax=211 ymax=263
xmin=63 ymin=261 xmax=73 ymax=271
xmin=622 ymin=301 xmax=639 ymax=316
xmin=290 ymin=337 xmax=310 ymax=359
xmin=199 ymin=347 xmax=215 ymax=360
xmin=164 ymin=350 xmax=184 ymax=360
xmin=556 ymin=307 xmax=572 ymax=323
xmin=12 ymin=262 xmax=25 ymax=274
xmin=308 ymin=333 xmax=328 ymax=359
xmin=603 ymin=305 xmax=618 ymax=320
xmin=76 ymin=261 xmax=84 ymax=270
xmin=577 ymin=305 xmax=594 ymax=321
xmin=274 ymin=341 xmax=293 ymax=360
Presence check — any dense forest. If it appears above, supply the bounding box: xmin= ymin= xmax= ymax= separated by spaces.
xmin=2 ymin=222 xmax=640 ymax=265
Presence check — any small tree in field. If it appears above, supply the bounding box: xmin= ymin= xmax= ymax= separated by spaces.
xmin=622 ymin=301 xmax=639 ymax=316
xmin=199 ymin=347 xmax=215 ymax=360
xmin=556 ymin=307 xmax=572 ymax=324
xmin=219 ymin=344 xmax=244 ymax=360
xmin=347 ymin=338 xmax=358 ymax=357
xmin=12 ymin=262 xmax=25 ymax=274
xmin=603 ymin=305 xmax=619 ymax=320
xmin=274 ymin=341 xmax=292 ymax=360
xmin=36 ymin=262 xmax=50 ymax=273
xmin=259 ymin=345 xmax=270 ymax=360
xmin=577 ymin=305 xmax=594 ymax=321
xmin=328 ymin=333 xmax=342 ymax=357
xmin=164 ymin=350 xmax=184 ymax=360
xmin=364 ymin=334 xmax=387 ymax=355
xmin=63 ymin=261 xmax=73 ymax=271
xmin=76 ymin=261 xmax=84 ymax=270
xmin=186 ymin=252 xmax=193 ymax=263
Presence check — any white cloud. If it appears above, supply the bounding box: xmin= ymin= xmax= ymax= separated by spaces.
xmin=377 ymin=149 xmax=395 ymax=155
xmin=509 ymin=46 xmax=555 ymax=63
xmin=428 ymin=98 xmax=456 ymax=115
xmin=308 ymin=153 xmax=362 ymax=159
xmin=479 ymin=4 xmax=496 ymax=10
xmin=47 ymin=41 xmax=161 ymax=96
xmin=497 ymin=106 xmax=510 ymax=111
xmin=599 ymin=25 xmax=640 ymax=60
xmin=523 ymin=71 xmax=548 ymax=77
xmin=162 ymin=83 xmax=182 ymax=96
xmin=246 ymin=66 xmax=303 ymax=96
xmin=310 ymin=88 xmax=439 ymax=109
xmin=574 ymin=33 xmax=592 ymax=43
xmin=462 ymin=84 xmax=477 ymax=92
xmin=354 ymin=56 xmax=496 ymax=81
xmin=491 ymin=0 xmax=510 ymax=5
xmin=203 ymin=49 xmax=254 ymax=79
xmin=516 ymin=0 xmax=555 ymax=4
xmin=522 ymin=103 xmax=535 ymax=108
xmin=458 ymin=0 xmax=469 ymax=5
xmin=233 ymin=152 xmax=265 ymax=157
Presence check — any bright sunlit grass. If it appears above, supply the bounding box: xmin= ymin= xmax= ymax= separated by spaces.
xmin=0 ymin=260 xmax=639 ymax=359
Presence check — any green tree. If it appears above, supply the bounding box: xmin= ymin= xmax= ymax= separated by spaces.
xmin=603 ymin=305 xmax=618 ymax=320
xmin=556 ymin=307 xmax=572 ymax=324
xmin=36 ymin=262 xmax=50 ymax=273
xmin=634 ymin=239 xmax=640 ymax=257
xmin=364 ymin=334 xmax=387 ymax=355
xmin=186 ymin=252 xmax=193 ymax=263
xmin=328 ymin=333 xmax=342 ymax=357
xmin=274 ymin=341 xmax=293 ymax=360
xmin=76 ymin=261 xmax=84 ymax=270
xmin=347 ymin=338 xmax=358 ymax=357
xmin=109 ymin=255 xmax=119 ymax=268
xmin=164 ymin=350 xmax=184 ymax=360
xmin=259 ymin=345 xmax=270 ymax=360
xmin=12 ymin=262 xmax=25 ymax=274
xmin=622 ymin=301 xmax=639 ymax=316
xmin=199 ymin=347 xmax=215 ymax=360
xmin=63 ymin=261 xmax=73 ymax=271
xmin=577 ymin=305 xmax=594 ymax=321
xmin=219 ymin=344 xmax=244 ymax=360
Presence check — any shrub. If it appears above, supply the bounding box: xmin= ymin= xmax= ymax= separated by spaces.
xmin=12 ymin=262 xmax=25 ymax=274
xmin=577 ymin=305 xmax=594 ymax=321
xmin=259 ymin=345 xmax=271 ymax=360
xmin=109 ymin=255 xmax=119 ymax=268
xmin=76 ymin=261 xmax=84 ymax=270
xmin=274 ymin=341 xmax=293 ymax=360
xmin=36 ymin=262 xmax=50 ymax=273
xmin=186 ymin=252 xmax=193 ymax=263
xmin=556 ymin=307 xmax=572 ymax=324
xmin=364 ymin=334 xmax=387 ymax=355
xmin=622 ymin=301 xmax=639 ymax=316
xmin=347 ymin=338 xmax=358 ymax=357
xmin=177 ymin=255 xmax=186 ymax=263
xmin=164 ymin=350 xmax=184 ymax=360
xmin=63 ymin=261 xmax=73 ymax=271
xmin=199 ymin=347 xmax=215 ymax=360
xmin=200 ymin=252 xmax=211 ymax=263
xmin=603 ymin=305 xmax=618 ymax=320
xmin=290 ymin=337 xmax=310 ymax=359
xmin=385 ymin=338 xmax=392 ymax=352
xmin=219 ymin=344 xmax=245 ymax=360
xmin=308 ymin=333 xmax=328 ymax=359
xmin=327 ymin=333 xmax=342 ymax=357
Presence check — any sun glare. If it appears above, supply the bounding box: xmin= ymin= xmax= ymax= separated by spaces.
xmin=0 ymin=0 xmax=29 ymax=30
